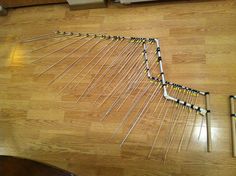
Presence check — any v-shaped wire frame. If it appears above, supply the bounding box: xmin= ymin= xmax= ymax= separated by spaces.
xmin=143 ymin=39 xmax=212 ymax=152
xmin=19 ymin=30 xmax=212 ymax=156
xmin=230 ymin=95 xmax=236 ymax=157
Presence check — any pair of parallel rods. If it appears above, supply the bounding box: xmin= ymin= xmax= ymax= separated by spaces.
xmin=230 ymin=95 xmax=236 ymax=157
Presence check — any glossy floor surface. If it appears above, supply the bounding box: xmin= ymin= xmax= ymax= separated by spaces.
xmin=0 ymin=0 xmax=236 ymax=175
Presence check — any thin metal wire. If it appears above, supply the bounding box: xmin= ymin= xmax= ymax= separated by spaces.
xmin=30 ymin=36 xmax=73 ymax=53
xmin=20 ymin=32 xmax=56 ymax=43
xmin=147 ymin=87 xmax=175 ymax=158
xmin=131 ymin=80 xmax=170 ymax=155
xmin=120 ymin=84 xmax=161 ymax=147
xmin=95 ymin=47 xmax=142 ymax=104
xmin=186 ymin=111 xmax=198 ymax=151
xmin=90 ymin=43 xmax=141 ymax=100
xmin=37 ymin=37 xmax=94 ymax=77
xmin=100 ymin=58 xmax=147 ymax=121
xmin=158 ymin=88 xmax=183 ymax=156
xmin=57 ymin=40 xmax=114 ymax=94
xmin=77 ymin=42 xmax=135 ymax=97
xmin=177 ymin=93 xmax=198 ymax=152
xmin=97 ymin=46 xmax=142 ymax=107
xmin=73 ymin=40 xmax=123 ymax=91
xmin=97 ymin=44 xmax=142 ymax=97
xmin=110 ymin=83 xmax=153 ymax=139
xmin=20 ymin=31 xmax=210 ymax=159
xmin=32 ymin=36 xmax=86 ymax=63
xmin=75 ymin=40 xmax=123 ymax=102
xmin=198 ymin=115 xmax=205 ymax=140
xmin=163 ymin=91 xmax=192 ymax=161
xmin=47 ymin=38 xmax=100 ymax=86
xmin=115 ymin=55 xmax=157 ymax=111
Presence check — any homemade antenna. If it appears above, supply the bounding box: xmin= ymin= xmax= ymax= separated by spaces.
xmin=19 ymin=30 xmax=212 ymax=160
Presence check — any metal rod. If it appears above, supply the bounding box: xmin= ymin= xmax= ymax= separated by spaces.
xmin=58 ymin=40 xmax=113 ymax=94
xmin=96 ymin=44 xmax=141 ymax=99
xmin=186 ymin=111 xmax=198 ymax=151
xmin=91 ymin=44 xmax=141 ymax=100
xmin=115 ymin=55 xmax=157 ymax=111
xmin=160 ymin=89 xmax=188 ymax=157
xmin=32 ymin=36 xmax=86 ymax=63
xmin=100 ymin=59 xmax=149 ymax=121
xmin=37 ymin=37 xmax=94 ymax=77
xmin=198 ymin=113 xmax=204 ymax=140
xmin=95 ymin=46 xmax=142 ymax=104
xmin=163 ymin=91 xmax=192 ymax=161
xmin=132 ymin=83 xmax=176 ymax=155
xmin=110 ymin=83 xmax=153 ymax=139
xmin=97 ymin=46 xmax=142 ymax=107
xmin=73 ymin=40 xmax=123 ymax=91
xmin=120 ymin=84 xmax=161 ymax=147
xmin=177 ymin=92 xmax=197 ymax=152
xmin=77 ymin=42 xmax=135 ymax=96
xmin=20 ymin=32 xmax=56 ymax=43
xmin=30 ymin=36 xmax=73 ymax=53
xmin=147 ymin=87 xmax=175 ymax=158
xmin=47 ymin=38 xmax=98 ymax=85
xmin=75 ymin=40 xmax=123 ymax=102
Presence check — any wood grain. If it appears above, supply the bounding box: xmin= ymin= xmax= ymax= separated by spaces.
xmin=0 ymin=1 xmax=236 ymax=176
xmin=0 ymin=0 xmax=66 ymax=8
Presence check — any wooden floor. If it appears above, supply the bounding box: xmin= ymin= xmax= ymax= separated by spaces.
xmin=1 ymin=0 xmax=236 ymax=175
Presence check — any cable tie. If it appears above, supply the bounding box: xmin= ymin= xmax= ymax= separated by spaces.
xmin=197 ymin=107 xmax=201 ymax=112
